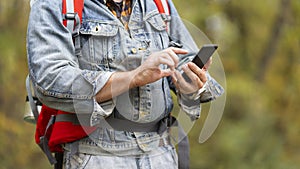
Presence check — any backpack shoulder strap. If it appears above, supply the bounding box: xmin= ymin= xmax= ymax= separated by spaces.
xmin=153 ymin=0 xmax=171 ymax=34
xmin=153 ymin=0 xmax=170 ymax=15
xmin=62 ymin=0 xmax=84 ymax=55
xmin=62 ymin=0 xmax=84 ymax=33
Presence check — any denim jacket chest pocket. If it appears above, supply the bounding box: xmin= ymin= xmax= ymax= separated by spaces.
xmin=130 ymin=12 xmax=169 ymax=51
xmin=79 ymin=20 xmax=121 ymax=71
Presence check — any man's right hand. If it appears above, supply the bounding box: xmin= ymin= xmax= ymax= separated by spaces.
xmin=96 ymin=47 xmax=187 ymax=103
xmin=131 ymin=47 xmax=188 ymax=87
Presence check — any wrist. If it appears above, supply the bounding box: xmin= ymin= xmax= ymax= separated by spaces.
xmin=129 ymin=68 xmax=140 ymax=88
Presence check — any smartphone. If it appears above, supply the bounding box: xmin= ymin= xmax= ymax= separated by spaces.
xmin=177 ymin=44 xmax=218 ymax=70
xmin=192 ymin=44 xmax=218 ymax=68
xmin=178 ymin=44 xmax=218 ymax=83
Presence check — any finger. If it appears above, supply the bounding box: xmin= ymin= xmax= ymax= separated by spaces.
xmin=163 ymin=48 xmax=180 ymax=68
xmin=174 ymin=69 xmax=186 ymax=83
xmin=158 ymin=48 xmax=187 ymax=69
xmin=203 ymin=57 xmax=212 ymax=71
xmin=158 ymin=54 xmax=177 ymax=70
xmin=187 ymin=62 xmax=207 ymax=83
xmin=159 ymin=49 xmax=182 ymax=70
xmin=175 ymin=69 xmax=195 ymax=88
xmin=169 ymin=47 xmax=189 ymax=55
xmin=171 ymin=73 xmax=178 ymax=85
xmin=182 ymin=64 xmax=202 ymax=83
xmin=160 ymin=68 xmax=174 ymax=78
xmin=181 ymin=64 xmax=204 ymax=90
xmin=174 ymin=70 xmax=198 ymax=94
xmin=171 ymin=71 xmax=178 ymax=82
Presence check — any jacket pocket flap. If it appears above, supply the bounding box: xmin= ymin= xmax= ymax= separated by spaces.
xmin=146 ymin=13 xmax=167 ymax=31
xmin=80 ymin=21 xmax=119 ymax=36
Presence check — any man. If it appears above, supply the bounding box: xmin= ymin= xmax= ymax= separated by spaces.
xmin=27 ymin=0 xmax=223 ymax=168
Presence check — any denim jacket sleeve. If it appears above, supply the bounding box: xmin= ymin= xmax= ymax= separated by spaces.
xmin=27 ymin=0 xmax=114 ymax=118
xmin=177 ymin=72 xmax=224 ymax=120
xmin=168 ymin=0 xmax=224 ymax=120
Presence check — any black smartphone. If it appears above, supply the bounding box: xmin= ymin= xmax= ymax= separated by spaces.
xmin=192 ymin=44 xmax=218 ymax=68
xmin=177 ymin=44 xmax=218 ymax=70
xmin=178 ymin=44 xmax=218 ymax=82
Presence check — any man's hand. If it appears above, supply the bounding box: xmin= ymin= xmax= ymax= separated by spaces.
xmin=173 ymin=62 xmax=208 ymax=94
xmin=96 ymin=47 xmax=188 ymax=103
xmin=131 ymin=47 xmax=188 ymax=87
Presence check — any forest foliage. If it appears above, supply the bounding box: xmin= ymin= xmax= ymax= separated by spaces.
xmin=0 ymin=0 xmax=299 ymax=168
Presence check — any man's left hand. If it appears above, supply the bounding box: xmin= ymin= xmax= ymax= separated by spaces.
xmin=173 ymin=62 xmax=208 ymax=94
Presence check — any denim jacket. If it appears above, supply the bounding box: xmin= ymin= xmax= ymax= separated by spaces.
xmin=27 ymin=0 xmax=223 ymax=155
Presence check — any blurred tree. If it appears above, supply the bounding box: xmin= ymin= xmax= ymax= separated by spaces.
xmin=256 ymin=0 xmax=291 ymax=82
xmin=0 ymin=0 xmax=28 ymax=119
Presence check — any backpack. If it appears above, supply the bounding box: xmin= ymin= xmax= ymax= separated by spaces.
xmin=25 ymin=0 xmax=92 ymax=167
xmin=25 ymin=0 xmax=175 ymax=168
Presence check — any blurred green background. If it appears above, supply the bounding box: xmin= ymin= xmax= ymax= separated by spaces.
xmin=0 ymin=0 xmax=299 ymax=168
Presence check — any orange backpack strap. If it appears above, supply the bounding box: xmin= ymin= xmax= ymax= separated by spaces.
xmin=154 ymin=0 xmax=170 ymax=15
xmin=153 ymin=0 xmax=171 ymax=33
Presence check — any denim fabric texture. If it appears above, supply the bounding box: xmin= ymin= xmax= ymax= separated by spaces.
xmin=27 ymin=0 xmax=224 ymax=168
xmin=64 ymin=143 xmax=178 ymax=169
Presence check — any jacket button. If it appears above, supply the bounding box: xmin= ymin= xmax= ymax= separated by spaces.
xmin=131 ymin=48 xmax=137 ymax=54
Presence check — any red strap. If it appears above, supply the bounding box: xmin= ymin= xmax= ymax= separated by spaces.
xmin=62 ymin=0 xmax=67 ymax=26
xmin=153 ymin=0 xmax=170 ymax=33
xmin=49 ymin=110 xmax=96 ymax=152
xmin=74 ymin=0 xmax=84 ymax=23
xmin=62 ymin=0 xmax=84 ymax=27
xmin=153 ymin=0 xmax=170 ymax=15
